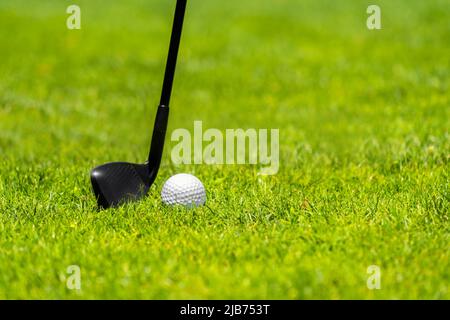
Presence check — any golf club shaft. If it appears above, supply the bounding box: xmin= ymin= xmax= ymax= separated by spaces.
xmin=148 ymin=0 xmax=187 ymax=165
xmin=160 ymin=0 xmax=187 ymax=107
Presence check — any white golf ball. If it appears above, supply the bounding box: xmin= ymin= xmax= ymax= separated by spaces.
xmin=161 ymin=173 xmax=206 ymax=207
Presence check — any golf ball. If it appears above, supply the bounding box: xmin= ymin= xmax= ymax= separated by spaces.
xmin=161 ymin=173 xmax=206 ymax=207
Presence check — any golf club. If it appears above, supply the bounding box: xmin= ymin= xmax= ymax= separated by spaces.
xmin=90 ymin=0 xmax=187 ymax=209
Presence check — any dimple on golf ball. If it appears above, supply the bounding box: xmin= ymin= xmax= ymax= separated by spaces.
xmin=161 ymin=173 xmax=206 ymax=207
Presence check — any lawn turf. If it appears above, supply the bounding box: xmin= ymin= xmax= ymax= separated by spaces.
xmin=0 ymin=0 xmax=449 ymax=299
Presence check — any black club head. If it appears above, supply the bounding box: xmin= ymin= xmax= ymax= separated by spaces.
xmin=90 ymin=162 xmax=156 ymax=209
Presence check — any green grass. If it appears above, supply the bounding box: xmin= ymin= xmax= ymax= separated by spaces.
xmin=0 ymin=0 xmax=449 ymax=299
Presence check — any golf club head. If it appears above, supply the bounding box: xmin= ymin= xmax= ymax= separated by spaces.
xmin=90 ymin=105 xmax=169 ymax=209
xmin=90 ymin=162 xmax=156 ymax=209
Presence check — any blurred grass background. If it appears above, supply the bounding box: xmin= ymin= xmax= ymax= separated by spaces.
xmin=0 ymin=0 xmax=448 ymax=299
